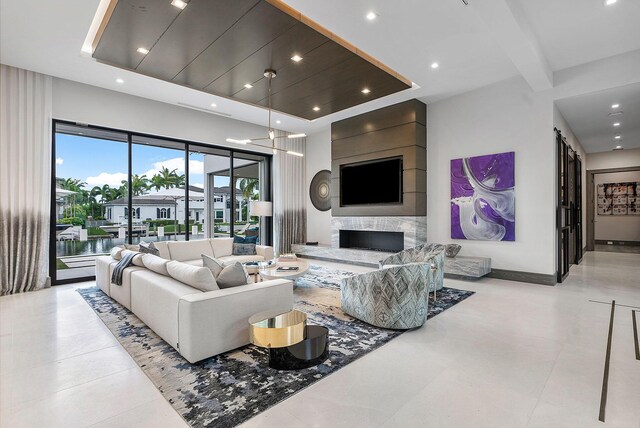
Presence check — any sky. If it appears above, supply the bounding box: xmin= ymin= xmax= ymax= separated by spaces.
xmin=55 ymin=134 xmax=231 ymax=190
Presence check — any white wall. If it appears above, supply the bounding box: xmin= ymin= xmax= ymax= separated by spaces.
xmin=52 ymin=78 xmax=272 ymax=155
xmin=427 ymin=76 xmax=555 ymax=274
xmin=586 ymin=148 xmax=640 ymax=171
xmin=305 ymin=129 xmax=332 ymax=245
xmin=594 ymin=171 xmax=640 ymax=242
xmin=553 ymin=105 xmax=588 ymax=247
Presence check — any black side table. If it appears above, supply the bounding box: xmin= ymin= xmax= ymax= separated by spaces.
xmin=269 ymin=325 xmax=329 ymax=370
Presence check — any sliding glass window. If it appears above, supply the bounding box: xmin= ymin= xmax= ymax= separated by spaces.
xmin=189 ymin=146 xmax=231 ymax=240
xmin=51 ymin=121 xmax=271 ymax=284
xmin=52 ymin=124 xmax=128 ymax=282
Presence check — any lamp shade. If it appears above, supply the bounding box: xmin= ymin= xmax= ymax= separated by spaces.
xmin=249 ymin=200 xmax=273 ymax=217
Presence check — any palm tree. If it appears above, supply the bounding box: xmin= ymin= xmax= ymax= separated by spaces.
xmin=122 ymin=174 xmax=150 ymax=196
xmin=150 ymin=174 xmax=165 ymax=191
xmin=238 ymin=178 xmax=259 ymax=200
xmin=157 ymin=167 xmax=176 ymax=188
xmin=58 ymin=177 xmax=87 ymax=218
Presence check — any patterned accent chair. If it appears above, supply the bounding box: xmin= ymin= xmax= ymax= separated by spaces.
xmin=340 ymin=244 xmax=445 ymax=329
xmin=379 ymin=243 xmax=445 ymax=292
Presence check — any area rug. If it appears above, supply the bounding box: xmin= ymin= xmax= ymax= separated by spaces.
xmin=77 ymin=265 xmax=474 ymax=428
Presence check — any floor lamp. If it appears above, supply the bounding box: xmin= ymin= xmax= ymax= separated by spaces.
xmin=249 ymin=201 xmax=272 ymax=246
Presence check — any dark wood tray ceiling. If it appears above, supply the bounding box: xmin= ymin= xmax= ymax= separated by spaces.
xmin=91 ymin=0 xmax=411 ymax=120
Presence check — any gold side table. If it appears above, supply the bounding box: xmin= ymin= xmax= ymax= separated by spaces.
xmin=248 ymin=309 xmax=307 ymax=349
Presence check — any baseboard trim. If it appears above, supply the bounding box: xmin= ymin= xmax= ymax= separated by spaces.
xmin=595 ymin=240 xmax=640 ymax=247
xmin=486 ymin=269 xmax=557 ymax=286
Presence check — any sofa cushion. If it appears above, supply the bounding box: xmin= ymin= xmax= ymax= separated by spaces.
xmin=153 ymin=241 xmax=171 ymax=260
xmin=215 ymin=262 xmax=251 ymax=289
xmin=182 ymin=259 xmax=204 ymax=267
xmin=202 ymin=254 xmax=224 ymax=277
xmin=217 ymin=255 xmax=264 ymax=265
xmin=121 ymin=249 xmax=145 ymax=267
xmin=110 ymin=246 xmax=125 ymax=261
xmin=167 ymin=240 xmax=214 ymax=261
xmin=210 ymin=238 xmax=233 ymax=258
xmin=166 ymin=260 xmax=219 ymax=291
xmin=142 ymin=253 xmax=170 ymax=276
xmin=232 ymin=243 xmax=256 ymax=256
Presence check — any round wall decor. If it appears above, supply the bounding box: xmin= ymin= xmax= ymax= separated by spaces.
xmin=309 ymin=170 xmax=332 ymax=211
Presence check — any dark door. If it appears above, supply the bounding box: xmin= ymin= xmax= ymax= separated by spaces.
xmin=555 ymin=129 xmax=583 ymax=283
xmin=568 ymin=153 xmax=576 ymax=264
xmin=574 ymin=157 xmax=583 ymax=263
xmin=556 ymin=130 xmax=570 ymax=283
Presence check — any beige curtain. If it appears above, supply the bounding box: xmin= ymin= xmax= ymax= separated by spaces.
xmin=272 ymin=130 xmax=307 ymax=255
xmin=0 ymin=64 xmax=53 ymax=295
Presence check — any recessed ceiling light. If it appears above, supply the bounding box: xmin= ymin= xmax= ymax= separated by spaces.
xmin=615 ymin=135 xmax=621 ymax=139
xmin=361 ymin=88 xmax=371 ymax=94
xmin=431 ymin=62 xmax=439 ymax=69
xmin=287 ymin=133 xmax=307 ymax=139
xmin=171 ymin=0 xmax=187 ymax=9
xmin=615 ymin=145 xmax=622 ymax=149
xmin=244 ymin=83 xmax=253 ymax=89
xmin=313 ymin=106 xmax=320 ymax=111
xmin=210 ymin=103 xmax=217 ymax=108
xmin=605 ymin=0 xmax=617 ymax=5
xmin=613 ymin=122 xmax=621 ymax=126
xmin=276 ymin=120 xmax=281 ymax=124
xmin=137 ymin=47 xmax=149 ymax=55
xmin=611 ymin=103 xmax=620 ymax=108
xmin=366 ymin=11 xmax=377 ymax=20
xmin=291 ymin=55 xmax=303 ymax=62
xmin=116 ymin=78 xmax=124 ymax=84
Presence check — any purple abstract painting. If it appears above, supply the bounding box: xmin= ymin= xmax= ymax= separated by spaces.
xmin=451 ymin=152 xmax=515 ymax=241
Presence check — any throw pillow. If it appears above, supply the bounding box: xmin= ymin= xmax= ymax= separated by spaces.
xmin=121 ymin=249 xmax=145 ymax=267
xmin=166 ymin=261 xmax=219 ymax=292
xmin=110 ymin=245 xmax=125 ymax=261
xmin=216 ymin=262 xmax=251 ymax=289
xmin=141 ymin=254 xmax=169 ymax=276
xmin=232 ymin=243 xmax=257 ymax=256
xmin=202 ymin=254 xmax=225 ymax=277
xmin=139 ymin=241 xmax=160 ymax=256
xmin=233 ymin=235 xmax=259 ymax=244
xmin=124 ymin=244 xmax=140 ymax=251
xmin=445 ymin=244 xmax=462 ymax=258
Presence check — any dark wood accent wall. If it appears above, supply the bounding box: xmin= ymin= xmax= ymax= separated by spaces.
xmin=331 ymin=99 xmax=427 ymax=216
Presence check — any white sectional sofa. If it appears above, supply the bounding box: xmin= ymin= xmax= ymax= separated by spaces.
xmin=95 ymin=238 xmax=293 ymax=363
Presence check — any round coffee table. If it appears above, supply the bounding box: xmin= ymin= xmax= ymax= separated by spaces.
xmin=259 ymin=259 xmax=310 ymax=281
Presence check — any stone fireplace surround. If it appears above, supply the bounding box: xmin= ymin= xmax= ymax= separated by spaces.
xmin=331 ymin=216 xmax=428 ymax=250
xmin=291 ymin=216 xmax=428 ymax=267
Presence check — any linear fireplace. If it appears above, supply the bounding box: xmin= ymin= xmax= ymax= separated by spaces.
xmin=339 ymin=230 xmax=404 ymax=253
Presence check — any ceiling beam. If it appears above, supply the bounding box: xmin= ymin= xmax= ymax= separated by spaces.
xmin=471 ymin=0 xmax=553 ymax=91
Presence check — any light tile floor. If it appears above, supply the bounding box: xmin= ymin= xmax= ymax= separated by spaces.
xmin=1 ymin=251 xmax=638 ymax=427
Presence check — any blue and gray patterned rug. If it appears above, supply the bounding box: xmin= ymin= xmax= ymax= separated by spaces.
xmin=77 ymin=265 xmax=474 ymax=428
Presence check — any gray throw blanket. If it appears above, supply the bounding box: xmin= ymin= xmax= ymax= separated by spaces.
xmin=111 ymin=252 xmax=137 ymax=286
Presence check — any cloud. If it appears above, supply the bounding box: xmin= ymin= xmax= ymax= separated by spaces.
xmin=85 ymin=172 xmax=128 ymax=187
xmin=55 ymin=157 xmax=64 ymax=165
xmin=140 ymin=157 xmax=204 ymax=178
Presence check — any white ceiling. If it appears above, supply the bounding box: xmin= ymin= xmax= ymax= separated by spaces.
xmin=556 ymin=83 xmax=640 ymax=153
xmin=515 ymin=0 xmax=640 ymax=71
xmin=2 ymin=0 xmax=640 ymax=134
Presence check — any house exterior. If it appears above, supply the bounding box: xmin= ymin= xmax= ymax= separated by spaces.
xmin=103 ymin=186 xmax=246 ymax=225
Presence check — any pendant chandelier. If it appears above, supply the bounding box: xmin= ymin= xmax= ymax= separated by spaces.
xmin=226 ymin=69 xmax=305 ymax=157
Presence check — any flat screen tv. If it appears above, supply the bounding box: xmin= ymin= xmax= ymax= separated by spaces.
xmin=340 ymin=157 xmax=403 ymax=206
